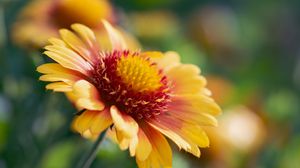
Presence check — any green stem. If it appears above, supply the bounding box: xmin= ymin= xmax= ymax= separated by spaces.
xmin=76 ymin=129 xmax=107 ymax=168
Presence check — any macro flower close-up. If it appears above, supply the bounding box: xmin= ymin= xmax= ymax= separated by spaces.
xmin=2 ymin=0 xmax=300 ymax=168
xmin=36 ymin=20 xmax=221 ymax=167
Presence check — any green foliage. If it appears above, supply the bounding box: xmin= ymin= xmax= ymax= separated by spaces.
xmin=40 ymin=140 xmax=78 ymax=168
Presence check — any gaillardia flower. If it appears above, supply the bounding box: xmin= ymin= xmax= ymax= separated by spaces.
xmin=37 ymin=20 xmax=221 ymax=167
xmin=12 ymin=0 xmax=139 ymax=49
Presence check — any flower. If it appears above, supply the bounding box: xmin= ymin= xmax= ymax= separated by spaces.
xmin=12 ymin=0 xmax=139 ymax=49
xmin=37 ymin=20 xmax=221 ymax=167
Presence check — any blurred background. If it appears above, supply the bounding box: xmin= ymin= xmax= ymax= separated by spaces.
xmin=1 ymin=0 xmax=300 ymax=168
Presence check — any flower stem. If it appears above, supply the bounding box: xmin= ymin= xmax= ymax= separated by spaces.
xmin=76 ymin=129 xmax=107 ymax=168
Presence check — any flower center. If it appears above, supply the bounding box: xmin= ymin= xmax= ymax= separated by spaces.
xmin=116 ymin=54 xmax=162 ymax=92
xmin=90 ymin=51 xmax=171 ymax=120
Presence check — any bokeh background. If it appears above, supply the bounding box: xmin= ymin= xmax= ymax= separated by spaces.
xmin=1 ymin=0 xmax=300 ymax=168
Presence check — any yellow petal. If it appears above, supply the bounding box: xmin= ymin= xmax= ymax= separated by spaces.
xmin=65 ymin=91 xmax=78 ymax=104
xmin=141 ymin=51 xmax=163 ymax=59
xmin=60 ymin=28 xmax=97 ymax=64
xmin=48 ymin=38 xmax=67 ymax=47
xmin=187 ymin=143 xmax=201 ymax=157
xmin=110 ymin=105 xmax=138 ymax=138
xmin=149 ymin=114 xmax=209 ymax=157
xmin=181 ymin=125 xmax=209 ymax=148
xmin=176 ymin=125 xmax=208 ymax=157
xmin=175 ymin=111 xmax=218 ymax=127
xmin=111 ymin=126 xmax=139 ymax=155
xmin=106 ymin=127 xmax=118 ymax=143
xmin=71 ymin=23 xmax=97 ymax=49
xmin=137 ymin=125 xmax=172 ymax=168
xmin=45 ymin=44 xmax=92 ymax=70
xmin=37 ymin=63 xmax=69 ymax=74
xmin=102 ymin=20 xmax=127 ymax=50
xmin=90 ymin=108 xmax=112 ymax=134
xmin=45 ymin=82 xmax=72 ymax=92
xmin=174 ymin=94 xmax=221 ymax=116
xmin=115 ymin=129 xmax=130 ymax=150
xmin=37 ymin=63 xmax=83 ymax=88
xmin=129 ymin=134 xmax=138 ymax=157
xmin=147 ymin=120 xmax=191 ymax=151
xmin=136 ymin=128 xmax=152 ymax=161
xmin=72 ymin=80 xmax=105 ymax=111
xmin=73 ymin=80 xmax=97 ymax=98
xmin=109 ymin=126 xmax=141 ymax=159
xmin=166 ymin=64 xmax=207 ymax=95
xmin=82 ymin=129 xmax=93 ymax=139
xmin=72 ymin=110 xmax=97 ymax=134
xmin=72 ymin=109 xmax=112 ymax=139
xmin=145 ymin=51 xmax=180 ymax=71
xmin=39 ymin=74 xmax=78 ymax=85
xmin=169 ymin=97 xmax=218 ymax=126
xmin=76 ymin=98 xmax=104 ymax=111
xmin=44 ymin=50 xmax=89 ymax=76
xmin=59 ymin=29 xmax=86 ymax=49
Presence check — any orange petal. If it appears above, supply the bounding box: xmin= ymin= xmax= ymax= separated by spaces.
xmin=102 ymin=20 xmax=127 ymax=50
xmin=72 ymin=80 xmax=105 ymax=111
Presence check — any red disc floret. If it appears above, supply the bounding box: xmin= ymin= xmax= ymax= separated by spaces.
xmin=90 ymin=50 xmax=171 ymax=120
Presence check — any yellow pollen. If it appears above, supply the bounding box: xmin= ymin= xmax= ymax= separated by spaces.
xmin=116 ymin=55 xmax=162 ymax=92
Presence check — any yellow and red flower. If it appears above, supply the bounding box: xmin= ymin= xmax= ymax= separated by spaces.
xmin=37 ymin=20 xmax=221 ymax=168
xmin=12 ymin=0 xmax=139 ymax=50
